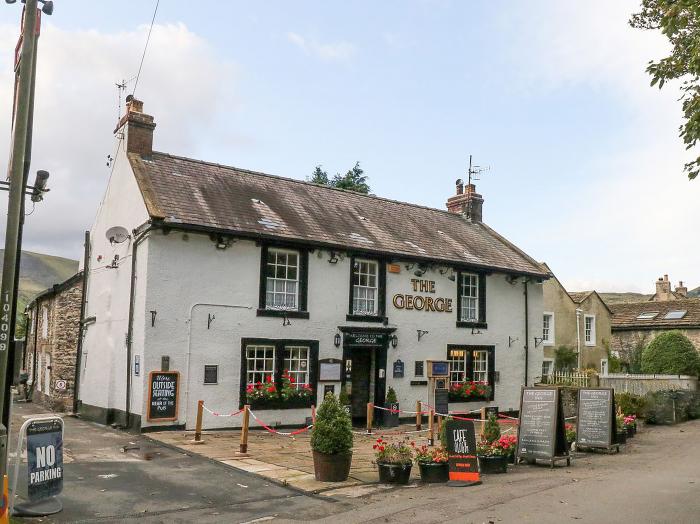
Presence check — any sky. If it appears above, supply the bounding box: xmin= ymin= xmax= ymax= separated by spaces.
xmin=0 ymin=0 xmax=696 ymax=293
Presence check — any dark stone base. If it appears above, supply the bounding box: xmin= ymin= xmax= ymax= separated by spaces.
xmin=76 ymin=402 xmax=142 ymax=431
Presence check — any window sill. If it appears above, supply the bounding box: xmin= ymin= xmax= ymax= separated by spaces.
xmin=346 ymin=314 xmax=386 ymax=323
xmin=584 ymin=343 xmax=596 ymax=347
xmin=256 ymin=309 xmax=310 ymax=319
xmin=456 ymin=321 xmax=488 ymax=329
xmin=543 ymin=341 xmax=555 ymax=346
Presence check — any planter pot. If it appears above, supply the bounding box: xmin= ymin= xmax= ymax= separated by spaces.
xmin=249 ymin=396 xmax=313 ymax=410
xmin=383 ymin=403 xmax=400 ymax=428
xmin=616 ymin=431 xmax=627 ymax=444
xmin=377 ymin=462 xmax=412 ymax=484
xmin=313 ymin=450 xmax=352 ymax=482
xmin=478 ymin=454 xmax=509 ymax=474
xmin=507 ymin=453 xmax=516 ymax=465
xmin=418 ymin=462 xmax=449 ymax=483
xmin=625 ymin=427 xmax=635 ymax=438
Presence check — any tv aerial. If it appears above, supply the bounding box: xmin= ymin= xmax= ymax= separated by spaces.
xmin=467 ymin=154 xmax=490 ymax=186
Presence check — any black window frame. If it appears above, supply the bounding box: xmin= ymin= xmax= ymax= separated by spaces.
xmin=203 ymin=365 xmax=218 ymax=385
xmin=240 ymin=338 xmax=319 ymax=409
xmin=257 ymin=244 xmax=310 ymax=319
xmin=456 ymin=270 xmax=487 ymax=329
xmin=446 ymin=344 xmax=495 ymax=401
xmin=346 ymin=255 xmax=387 ymax=323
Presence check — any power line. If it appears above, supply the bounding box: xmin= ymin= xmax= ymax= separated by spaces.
xmin=132 ymin=0 xmax=160 ymax=97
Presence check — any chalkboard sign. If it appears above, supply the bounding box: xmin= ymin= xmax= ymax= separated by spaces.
xmin=445 ymin=418 xmax=481 ymax=486
xmin=435 ymin=388 xmax=449 ymax=416
xmin=577 ymin=388 xmax=617 ymax=449
xmin=517 ymin=387 xmax=569 ymax=466
xmin=147 ymin=371 xmax=180 ymax=422
xmin=393 ymin=359 xmax=404 ymax=378
xmin=26 ymin=418 xmax=64 ymax=502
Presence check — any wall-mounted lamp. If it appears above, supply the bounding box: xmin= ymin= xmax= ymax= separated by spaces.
xmin=334 ymin=333 xmax=341 ymax=348
xmin=508 ymin=336 xmax=519 ymax=348
xmin=390 ymin=334 xmax=398 ymax=349
xmin=404 ymin=263 xmax=415 ymax=271
xmin=414 ymin=263 xmax=428 ymax=277
xmin=417 ymin=329 xmax=429 ymax=341
xmin=208 ymin=313 xmax=215 ymax=329
xmin=328 ymin=251 xmax=339 ymax=264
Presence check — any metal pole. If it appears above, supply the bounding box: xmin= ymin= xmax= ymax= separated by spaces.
xmin=0 ymin=0 xmax=38 ymax=483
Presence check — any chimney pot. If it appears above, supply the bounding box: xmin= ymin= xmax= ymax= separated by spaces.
xmin=455 ymin=179 xmax=463 ymax=195
xmin=114 ymin=97 xmax=155 ymax=157
xmin=445 ymin=181 xmax=483 ymax=222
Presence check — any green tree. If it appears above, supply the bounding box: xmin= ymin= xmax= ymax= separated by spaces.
xmin=554 ymin=345 xmax=577 ymax=371
xmin=631 ymin=1 xmax=700 ymax=179
xmin=641 ymin=330 xmax=700 ymax=375
xmin=332 ymin=162 xmax=370 ymax=193
xmin=482 ymin=414 xmax=501 ymax=443
xmin=310 ymin=392 xmax=353 ymax=455
xmin=308 ymin=165 xmax=329 ymax=185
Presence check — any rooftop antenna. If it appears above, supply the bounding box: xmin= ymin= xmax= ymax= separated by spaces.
xmin=467 ymin=154 xmax=490 ymax=186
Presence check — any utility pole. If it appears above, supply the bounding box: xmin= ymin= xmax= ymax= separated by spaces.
xmin=0 ymin=0 xmax=39 ymax=495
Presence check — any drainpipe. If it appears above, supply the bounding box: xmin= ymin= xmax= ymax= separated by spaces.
xmin=29 ymin=300 xmax=39 ymax=400
xmin=575 ymin=308 xmax=582 ymax=369
xmin=73 ymin=230 xmax=90 ymax=413
xmin=523 ymin=279 xmax=529 ymax=386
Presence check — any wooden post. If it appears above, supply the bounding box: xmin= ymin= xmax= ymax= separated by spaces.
xmin=194 ymin=400 xmax=204 ymax=443
xmin=428 ymin=409 xmax=435 ymax=446
xmin=480 ymin=407 xmax=487 ymax=439
xmin=240 ymin=405 xmax=250 ymax=454
xmin=367 ymin=402 xmax=374 ymax=434
xmin=416 ymin=400 xmax=422 ymax=430
xmin=311 ymin=404 xmax=316 ymax=426
xmin=437 ymin=414 xmax=443 ymax=436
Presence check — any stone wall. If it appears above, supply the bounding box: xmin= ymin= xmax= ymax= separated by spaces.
xmin=611 ymin=328 xmax=700 ymax=369
xmin=600 ymin=374 xmax=698 ymax=396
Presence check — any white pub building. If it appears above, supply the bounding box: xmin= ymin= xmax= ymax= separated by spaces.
xmin=77 ymin=98 xmax=548 ymax=430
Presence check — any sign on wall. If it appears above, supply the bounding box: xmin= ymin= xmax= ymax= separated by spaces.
xmin=392 ymin=359 xmax=404 ymax=378
xmin=343 ymin=332 xmax=386 ymax=348
xmin=147 ymin=371 xmax=179 ymax=422
xmin=26 ymin=418 xmax=64 ymax=501
xmin=319 ymin=359 xmax=342 ymax=381
xmin=516 ymin=387 xmax=569 ymax=466
xmin=576 ymin=388 xmax=617 ymax=449
xmin=445 ymin=418 xmax=481 ymax=486
xmin=392 ymin=278 xmax=453 ymax=313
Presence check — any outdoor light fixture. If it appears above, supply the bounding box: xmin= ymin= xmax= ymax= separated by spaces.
xmin=390 ymin=334 xmax=398 ymax=349
xmin=39 ymin=0 xmax=53 ymax=15
xmin=471 ymin=327 xmax=482 ymax=335
xmin=328 ymin=251 xmax=339 ymax=264
xmin=334 ymin=333 xmax=341 ymax=348
xmin=30 ymin=170 xmax=49 ymax=202
xmin=414 ymin=264 xmax=428 ymax=277
xmin=282 ymin=314 xmax=291 ymax=327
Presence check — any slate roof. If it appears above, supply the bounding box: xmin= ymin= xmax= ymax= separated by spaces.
xmin=128 ymin=152 xmax=547 ymax=277
xmin=568 ymin=291 xmax=592 ymax=303
xmin=611 ymin=299 xmax=700 ymax=330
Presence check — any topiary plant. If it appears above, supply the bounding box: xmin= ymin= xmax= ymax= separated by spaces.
xmin=482 ymin=414 xmax=501 ymax=443
xmin=641 ymin=331 xmax=700 ymax=376
xmin=338 ymin=388 xmax=350 ymax=407
xmin=385 ymin=387 xmax=398 ymax=404
xmin=311 ymin=392 xmax=353 ymax=455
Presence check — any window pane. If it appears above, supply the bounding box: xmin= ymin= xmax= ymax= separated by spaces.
xmin=460 ymin=274 xmax=479 ymax=321
xmin=448 ymin=349 xmax=466 ymax=385
xmin=352 ymin=260 xmax=379 ymax=315
xmin=246 ymin=345 xmax=275 ymax=385
xmin=283 ymin=346 xmax=309 ymax=389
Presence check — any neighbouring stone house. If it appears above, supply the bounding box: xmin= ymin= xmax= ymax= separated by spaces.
xmin=540 ymin=263 xmax=612 ymax=376
xmin=649 ymin=274 xmax=688 ymax=302
xmin=610 ymin=299 xmax=700 ymax=369
xmin=25 ymin=271 xmax=84 ymax=411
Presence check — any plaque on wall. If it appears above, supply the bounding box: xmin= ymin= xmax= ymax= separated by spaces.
xmin=393 ymin=359 xmax=404 ymax=378
xmin=344 ymin=332 xmax=387 ymax=348
xmin=147 ymin=371 xmax=180 ymax=422
xmin=319 ymin=358 xmax=342 ymax=381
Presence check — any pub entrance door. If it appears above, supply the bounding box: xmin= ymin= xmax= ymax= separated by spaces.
xmin=350 ymin=350 xmax=372 ymax=424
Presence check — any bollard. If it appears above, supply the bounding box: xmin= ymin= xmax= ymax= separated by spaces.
xmin=428 ymin=409 xmax=435 ymax=446
xmin=311 ymin=404 xmax=316 ymax=426
xmin=367 ymin=402 xmax=374 ymax=434
xmin=194 ymin=400 xmax=204 ymax=443
xmin=240 ymin=405 xmax=250 ymax=454
xmin=416 ymin=400 xmax=422 ymax=431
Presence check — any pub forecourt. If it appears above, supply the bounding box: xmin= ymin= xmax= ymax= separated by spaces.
xmin=76 ymin=98 xmax=549 ymax=430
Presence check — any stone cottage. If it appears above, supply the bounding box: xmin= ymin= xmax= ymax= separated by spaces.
xmin=649 ymin=274 xmax=688 ymax=302
xmin=25 ymin=271 xmax=83 ymax=411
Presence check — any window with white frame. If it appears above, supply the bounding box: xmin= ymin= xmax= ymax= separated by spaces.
xmin=265 ymin=249 xmax=299 ymax=310
xmin=542 ymin=313 xmax=554 ymax=345
xmin=352 ymin=260 xmax=378 ymax=315
xmin=472 ymin=350 xmax=488 ymax=383
xmin=447 ymin=348 xmax=466 ymax=385
xmin=460 ymin=273 xmax=479 ymax=322
xmin=246 ymin=345 xmax=275 ymax=385
xmin=584 ymin=314 xmax=596 ymax=345
xmin=283 ymin=345 xmax=310 ymax=388
xmin=541 ymin=359 xmax=553 ymax=378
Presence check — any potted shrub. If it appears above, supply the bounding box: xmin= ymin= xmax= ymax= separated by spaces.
xmin=383 ymin=387 xmax=400 ymax=428
xmin=311 ymin=393 xmax=353 ymax=482
xmin=616 ymin=415 xmax=627 ymax=444
xmin=477 ymin=415 xmax=509 ymax=474
xmin=338 ymin=388 xmax=351 ymax=416
xmin=413 ymin=444 xmax=449 ymax=483
xmin=374 ymin=436 xmax=413 ymax=484
xmin=565 ymin=423 xmax=576 ymax=450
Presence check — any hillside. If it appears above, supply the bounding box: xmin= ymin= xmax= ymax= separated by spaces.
xmin=689 ymin=287 xmax=700 ymax=298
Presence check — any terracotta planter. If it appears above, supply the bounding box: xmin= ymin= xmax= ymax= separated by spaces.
xmin=478 ymin=454 xmax=509 ymax=474
xmin=418 ymin=462 xmax=449 ymax=483
xmin=313 ymin=450 xmax=352 ymax=482
xmin=377 ymin=462 xmax=412 ymax=484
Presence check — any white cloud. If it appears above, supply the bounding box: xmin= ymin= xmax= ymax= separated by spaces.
xmin=286 ymin=31 xmax=356 ymax=62
xmin=0 ymin=22 xmax=237 ymax=259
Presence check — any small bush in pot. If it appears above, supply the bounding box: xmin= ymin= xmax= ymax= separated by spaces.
xmin=414 ymin=444 xmax=449 ymax=483
xmin=311 ymin=393 xmax=353 ymax=482
xmin=477 ymin=415 xmax=509 ymax=474
xmin=374 ymin=436 xmax=413 ymax=484
xmin=383 ymin=387 xmax=400 ymax=428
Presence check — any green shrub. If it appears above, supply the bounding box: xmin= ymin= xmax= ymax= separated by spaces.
xmin=311 ymin=392 xmax=353 ymax=454
xmin=554 ymin=345 xmax=577 ymax=371
xmin=338 ymin=388 xmax=350 ymax=407
xmin=644 ymin=390 xmax=694 ymax=425
xmin=385 ymin=387 xmax=398 ymax=404
xmin=641 ymin=331 xmax=700 ymax=376
xmin=482 ymin=414 xmax=501 ymax=443
xmin=615 ymin=392 xmax=647 ymax=418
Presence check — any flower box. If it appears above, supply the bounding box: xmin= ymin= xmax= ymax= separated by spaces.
xmin=448 ymin=381 xmax=492 ymax=402
xmin=248 ymin=396 xmax=313 ymax=411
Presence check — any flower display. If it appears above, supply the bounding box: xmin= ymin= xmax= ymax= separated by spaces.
xmin=565 ymin=422 xmax=576 ymax=444
xmin=477 ymin=434 xmax=517 ymax=457
xmin=623 ymin=414 xmax=637 ymax=430
xmin=448 ymin=381 xmax=492 ymax=401
xmin=413 ymin=443 xmax=448 ymax=464
xmin=246 ymin=370 xmax=313 ymax=407
xmin=373 ymin=436 xmax=413 ymax=465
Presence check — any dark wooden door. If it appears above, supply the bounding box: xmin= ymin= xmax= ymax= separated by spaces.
xmin=351 ymin=350 xmax=371 ymax=421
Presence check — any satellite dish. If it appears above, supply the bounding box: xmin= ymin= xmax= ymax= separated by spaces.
xmin=106 ymin=226 xmax=130 ymax=244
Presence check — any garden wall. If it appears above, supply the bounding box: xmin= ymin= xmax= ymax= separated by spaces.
xmin=600 ymin=374 xmax=698 ymax=396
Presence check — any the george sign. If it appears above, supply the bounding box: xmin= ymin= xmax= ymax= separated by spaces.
xmin=516 ymin=387 xmax=569 ymax=465
xmin=54 ymin=380 xmax=67 ymax=392
xmin=26 ymin=418 xmax=63 ymax=502
xmin=576 ymin=388 xmax=617 ymax=449
xmin=392 ymin=279 xmax=453 ymax=313
xmin=445 ymin=418 xmax=481 ymax=486
xmin=392 ymin=359 xmax=404 ymax=378
xmin=147 ymin=371 xmax=179 ymax=422
xmin=319 ymin=359 xmax=342 ymax=381
xmin=343 ymin=332 xmax=387 ymax=348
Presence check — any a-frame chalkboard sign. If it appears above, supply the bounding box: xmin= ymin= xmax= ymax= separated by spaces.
xmin=576 ymin=387 xmax=619 ymax=453
xmin=516 ymin=387 xmax=570 ymax=468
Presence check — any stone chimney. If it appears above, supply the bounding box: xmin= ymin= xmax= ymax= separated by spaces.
xmin=446 ymin=180 xmax=484 ymax=222
xmin=676 ymin=280 xmax=688 ymax=297
xmin=654 ymin=274 xmax=673 ymax=301
xmin=114 ymin=96 xmax=156 ymax=157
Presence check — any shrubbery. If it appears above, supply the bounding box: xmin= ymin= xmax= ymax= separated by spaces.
xmin=641 ymin=331 xmax=700 ymax=376
xmin=554 ymin=345 xmax=577 ymax=371
xmin=615 ymin=392 xmax=647 ymax=418
xmin=644 ymin=390 xmax=700 ymax=425
xmin=310 ymin=393 xmax=353 ymax=454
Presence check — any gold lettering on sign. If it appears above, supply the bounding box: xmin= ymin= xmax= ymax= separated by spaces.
xmin=392 ymin=278 xmax=453 ymax=314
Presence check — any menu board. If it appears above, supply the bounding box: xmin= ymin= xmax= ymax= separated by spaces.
xmin=445 ymin=418 xmax=481 ymax=486
xmin=147 ymin=371 xmax=180 ymax=421
xmin=517 ymin=387 xmax=568 ymax=461
xmin=577 ymin=388 xmax=616 ymax=448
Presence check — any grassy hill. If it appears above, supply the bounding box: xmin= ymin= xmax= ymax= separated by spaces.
xmin=689 ymin=287 xmax=700 ymax=298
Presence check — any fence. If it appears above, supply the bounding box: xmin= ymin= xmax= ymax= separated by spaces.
xmin=540 ymin=371 xmax=590 ymax=387
xmin=600 ymin=373 xmax=698 ymax=396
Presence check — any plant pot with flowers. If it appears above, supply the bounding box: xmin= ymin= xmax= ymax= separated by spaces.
xmin=449 ymin=381 xmax=492 ymax=402
xmin=374 ymin=437 xmax=413 ymax=484
xmin=477 ymin=415 xmax=509 ymax=474
xmin=495 ymin=435 xmax=518 ymax=464
xmin=246 ymin=370 xmax=314 ymax=410
xmin=383 ymin=387 xmax=400 ymax=428
xmin=565 ymin=423 xmax=576 ymax=451
xmin=311 ymin=393 xmax=353 ymax=482
xmin=413 ymin=444 xmax=449 ymax=483
xmin=616 ymin=415 xmax=627 ymax=444
xmin=623 ymin=415 xmax=637 ymax=437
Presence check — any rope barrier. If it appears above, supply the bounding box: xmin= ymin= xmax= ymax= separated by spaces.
xmin=202 ymin=405 xmax=244 ymax=418
xmin=248 ymin=409 xmax=313 ymax=437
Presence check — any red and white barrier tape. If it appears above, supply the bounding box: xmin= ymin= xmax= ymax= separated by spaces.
xmin=248 ymin=409 xmax=313 ymax=437
xmin=202 ymin=405 xmax=244 ymax=418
